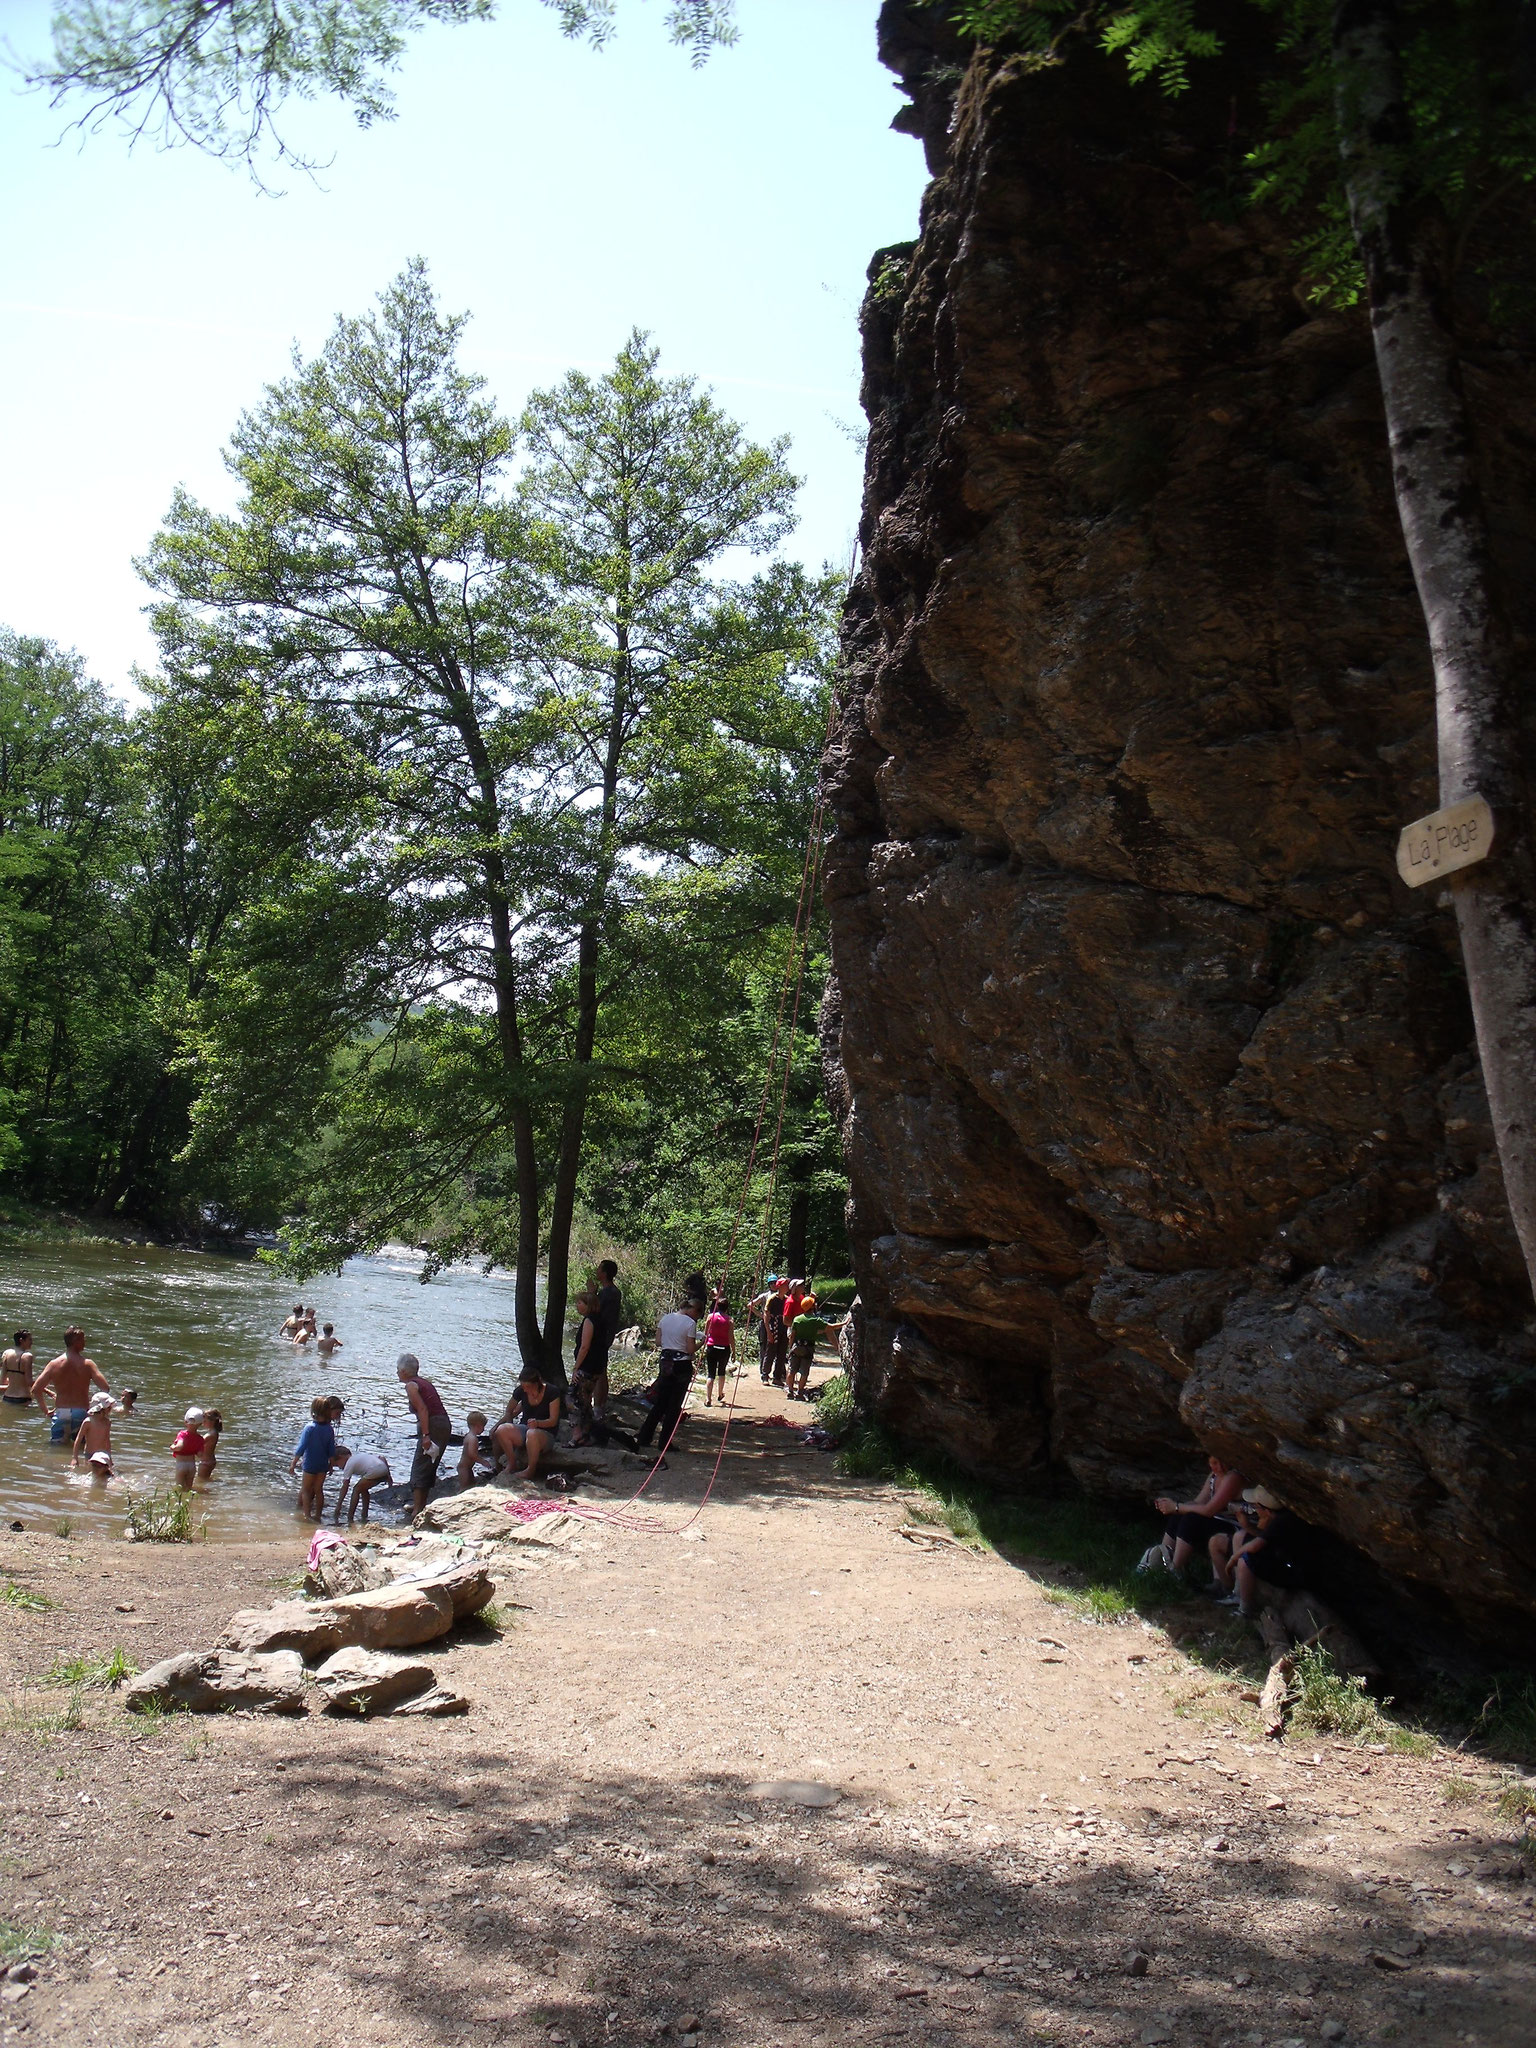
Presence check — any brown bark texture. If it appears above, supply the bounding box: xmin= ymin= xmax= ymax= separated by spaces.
xmin=822 ymin=4 xmax=1536 ymax=1645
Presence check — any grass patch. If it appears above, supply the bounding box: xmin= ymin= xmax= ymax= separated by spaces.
xmin=1290 ymin=1645 xmax=1402 ymax=1742
xmin=813 ymin=1370 xmax=855 ymax=1436
xmin=475 ymin=1604 xmax=508 ymax=1633
xmin=1 ymin=1581 xmax=52 ymax=1613
xmin=1442 ymin=1775 xmax=1481 ymax=1806
xmin=123 ymin=1485 xmax=204 ymax=1543
xmin=0 ymin=1922 xmax=54 ymax=1964
xmin=54 ymin=1518 xmax=72 ymax=1539
xmin=1496 ymin=1778 xmax=1536 ymax=1824
xmin=45 ymin=1648 xmax=136 ymax=1690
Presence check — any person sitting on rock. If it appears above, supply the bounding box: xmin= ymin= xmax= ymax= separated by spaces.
xmin=495 ymin=1367 xmax=562 ymax=1483
xmin=1227 ymin=1487 xmax=1307 ymax=1616
xmin=1147 ymin=1453 xmax=1244 ymax=1581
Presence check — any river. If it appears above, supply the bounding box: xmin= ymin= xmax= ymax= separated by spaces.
xmin=0 ymin=1237 xmax=531 ymax=1539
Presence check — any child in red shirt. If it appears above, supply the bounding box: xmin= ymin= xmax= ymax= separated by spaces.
xmin=172 ymin=1407 xmax=208 ymax=1490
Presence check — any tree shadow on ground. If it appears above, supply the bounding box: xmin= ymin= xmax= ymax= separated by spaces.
xmin=250 ymin=1754 xmax=1520 ymax=2048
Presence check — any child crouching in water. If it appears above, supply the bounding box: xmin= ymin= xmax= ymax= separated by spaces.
xmin=290 ymin=1396 xmax=336 ymax=1520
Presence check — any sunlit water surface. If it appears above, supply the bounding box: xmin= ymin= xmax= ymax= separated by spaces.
xmin=0 ymin=1240 xmax=529 ymax=1539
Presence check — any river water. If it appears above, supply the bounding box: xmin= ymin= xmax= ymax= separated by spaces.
xmin=0 ymin=1238 xmax=532 ymax=1539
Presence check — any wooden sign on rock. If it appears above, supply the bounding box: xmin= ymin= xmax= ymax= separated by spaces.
xmin=1396 ymin=796 xmax=1494 ymax=889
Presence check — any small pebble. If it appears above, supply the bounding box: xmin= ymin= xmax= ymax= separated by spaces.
xmin=1320 ymin=2021 xmax=1347 ymax=2042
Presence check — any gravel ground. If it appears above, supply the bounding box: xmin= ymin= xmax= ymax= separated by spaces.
xmin=0 ymin=1380 xmax=1531 ymax=2048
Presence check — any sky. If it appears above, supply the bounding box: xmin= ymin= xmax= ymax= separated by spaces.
xmin=0 ymin=0 xmax=928 ymax=694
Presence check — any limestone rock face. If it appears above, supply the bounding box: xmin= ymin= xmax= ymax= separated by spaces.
xmin=825 ymin=6 xmax=1536 ymax=1642
xmin=124 ymin=1649 xmax=307 ymax=1715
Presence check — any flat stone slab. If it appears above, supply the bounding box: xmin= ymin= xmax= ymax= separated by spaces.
xmin=747 ymin=1779 xmax=842 ymax=1809
xmin=393 ymin=1684 xmax=470 ymax=1716
xmin=124 ymin=1649 xmax=308 ymax=1716
xmin=313 ymin=1647 xmax=435 ymax=1716
xmin=219 ymin=1580 xmax=456 ymax=1658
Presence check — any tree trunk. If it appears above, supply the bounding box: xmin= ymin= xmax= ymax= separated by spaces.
xmin=1333 ymin=0 xmax=1536 ymax=1300
xmin=784 ymin=1180 xmax=810 ymax=1282
xmin=539 ymin=628 xmax=630 ymax=1363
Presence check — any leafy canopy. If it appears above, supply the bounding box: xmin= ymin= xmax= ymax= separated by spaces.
xmin=34 ymin=0 xmax=739 ymax=172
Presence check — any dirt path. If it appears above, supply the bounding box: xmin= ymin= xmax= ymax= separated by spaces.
xmin=1 ymin=1370 xmax=1532 ymax=2048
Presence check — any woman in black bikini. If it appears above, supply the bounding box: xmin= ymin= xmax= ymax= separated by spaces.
xmin=1 ymin=1331 xmax=34 ymax=1407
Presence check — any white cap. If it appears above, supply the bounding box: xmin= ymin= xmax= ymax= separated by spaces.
xmin=88 ymin=1451 xmax=112 ymax=1468
xmin=183 ymin=1406 xmax=205 ymax=1425
xmin=88 ymin=1390 xmax=114 ymax=1415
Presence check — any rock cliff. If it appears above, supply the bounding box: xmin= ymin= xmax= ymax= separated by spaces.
xmin=824 ymin=5 xmax=1536 ymax=1645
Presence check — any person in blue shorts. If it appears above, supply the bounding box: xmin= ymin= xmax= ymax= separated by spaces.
xmin=289 ymin=1395 xmax=336 ymax=1521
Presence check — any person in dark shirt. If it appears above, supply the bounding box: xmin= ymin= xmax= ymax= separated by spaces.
xmin=1228 ymin=1488 xmax=1308 ymax=1615
xmin=495 ymin=1367 xmax=563 ymax=1483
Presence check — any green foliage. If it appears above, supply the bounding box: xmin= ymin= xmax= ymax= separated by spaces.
xmin=1289 ymin=1644 xmax=1395 ymax=1741
xmin=0 ymin=1922 xmax=55 ymax=1964
xmin=0 ymin=1581 xmax=53 ymax=1613
xmin=943 ymin=2 xmax=1536 ymax=318
xmin=813 ymin=1369 xmax=855 ymax=1435
xmin=44 ymin=1648 xmax=137 ymax=1690
xmin=35 ymin=3 xmax=736 ymax=172
xmin=138 ymin=266 xmax=841 ymax=1364
xmin=1441 ymin=1774 xmax=1481 ymax=1806
xmin=123 ymin=1485 xmax=205 ymax=1542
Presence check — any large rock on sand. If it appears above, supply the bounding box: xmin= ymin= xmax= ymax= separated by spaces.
xmin=313 ymin=1647 xmax=435 ymax=1716
xmin=219 ymin=1559 xmax=495 ymax=1657
xmin=124 ymin=1649 xmax=307 ymax=1715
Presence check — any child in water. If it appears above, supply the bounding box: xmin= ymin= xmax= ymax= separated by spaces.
xmin=290 ymin=1396 xmax=336 ymax=1520
xmin=172 ymin=1408 xmax=208 ymax=1489
xmin=198 ymin=1409 xmax=223 ymax=1480
xmin=457 ymin=1411 xmax=495 ymax=1489
xmin=316 ymin=1323 xmax=342 ymax=1359
xmin=70 ymin=1390 xmax=117 ymax=1474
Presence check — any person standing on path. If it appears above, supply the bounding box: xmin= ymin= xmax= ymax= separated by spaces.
xmin=32 ymin=1327 xmax=111 ymax=1443
xmin=634 ymin=1294 xmax=698 ymax=1464
xmin=587 ymin=1259 xmax=623 ymax=1426
xmin=763 ymin=1279 xmax=791 ymax=1388
xmin=701 ymin=1298 xmax=734 ymax=1408
xmin=398 ymin=1352 xmax=453 ymax=1516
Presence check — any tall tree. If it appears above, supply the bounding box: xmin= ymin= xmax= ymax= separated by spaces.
xmin=146 ymin=266 xmax=833 ymax=1370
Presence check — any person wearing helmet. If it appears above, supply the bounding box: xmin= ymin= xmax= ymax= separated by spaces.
xmin=786 ymin=1294 xmax=847 ymax=1401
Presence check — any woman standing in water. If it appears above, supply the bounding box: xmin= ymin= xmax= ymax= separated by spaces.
xmin=1 ymin=1331 xmax=34 ymax=1406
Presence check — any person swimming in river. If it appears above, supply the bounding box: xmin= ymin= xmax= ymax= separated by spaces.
xmin=316 ymin=1322 xmax=342 ymax=1359
xmin=279 ymin=1304 xmax=304 ymax=1339
xmin=70 ymin=1390 xmax=117 ymax=1475
xmin=1 ymin=1331 xmax=34 ymax=1405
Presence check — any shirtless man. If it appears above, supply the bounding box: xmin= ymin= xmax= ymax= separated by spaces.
xmin=279 ymin=1304 xmax=304 ymax=1339
xmin=1 ymin=1331 xmax=34 ymax=1406
xmin=33 ymin=1327 xmax=111 ymax=1444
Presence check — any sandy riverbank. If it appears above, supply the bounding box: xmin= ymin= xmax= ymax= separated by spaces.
xmin=0 ymin=1380 xmax=1531 ymax=2048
